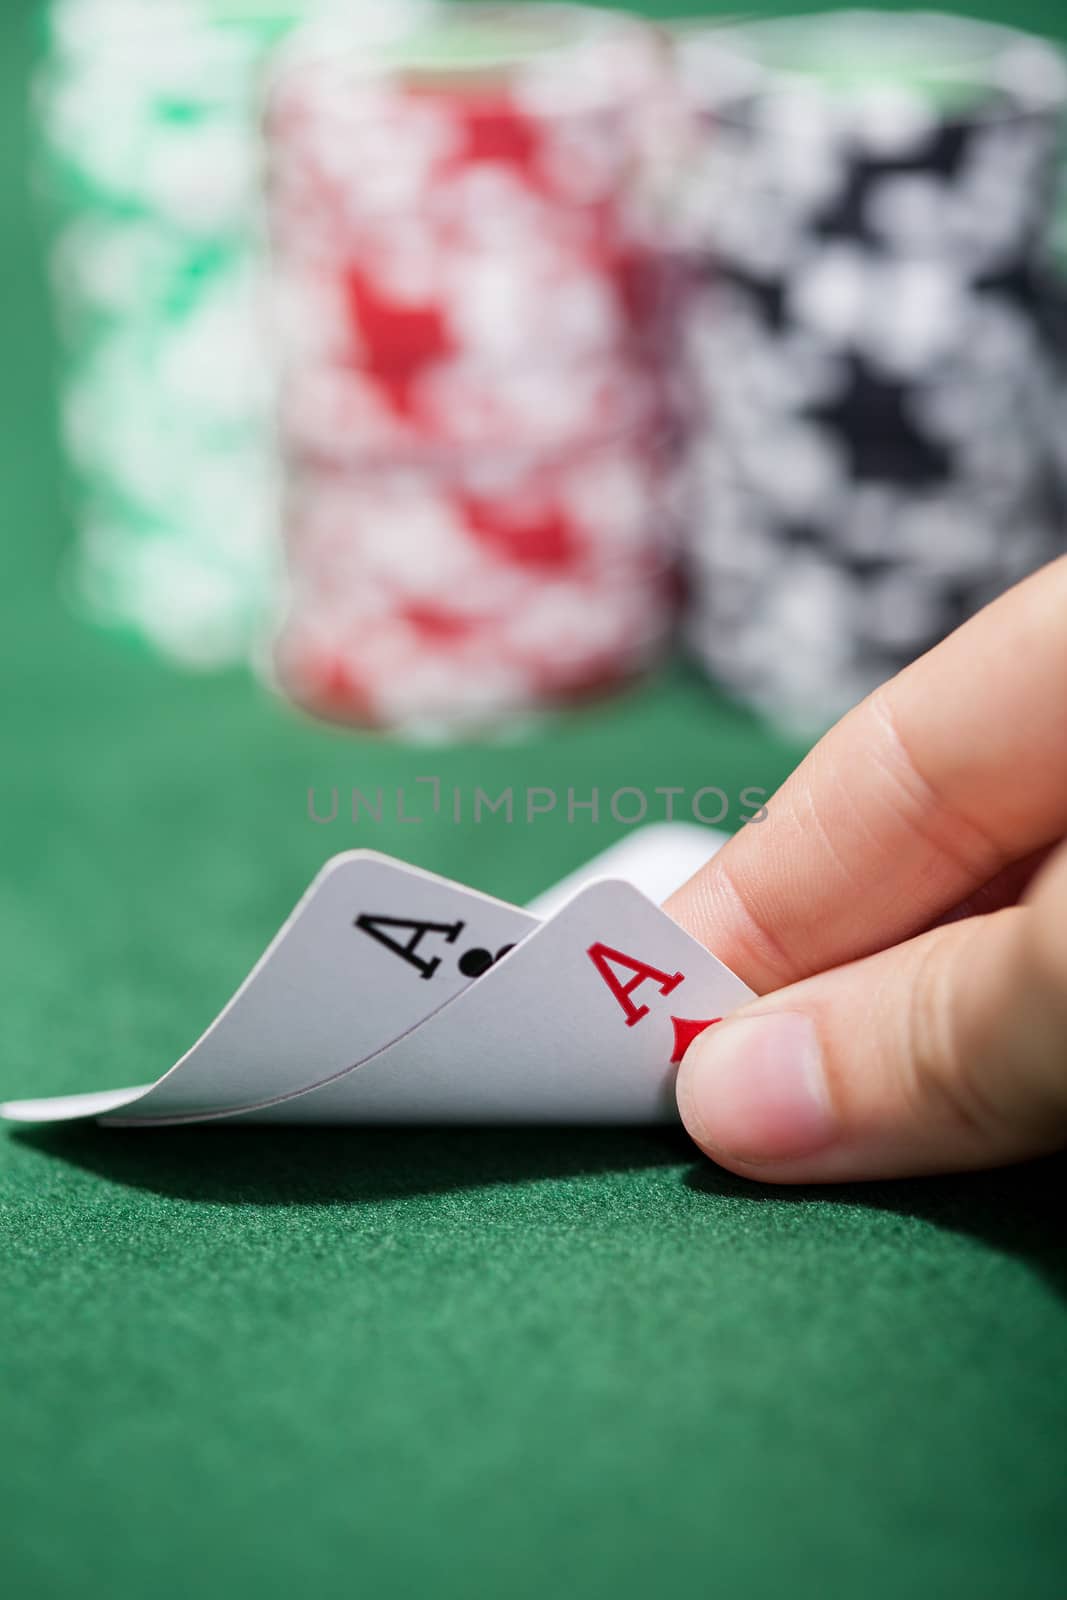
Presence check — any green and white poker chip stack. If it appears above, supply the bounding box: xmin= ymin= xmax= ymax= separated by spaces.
xmin=36 ymin=0 xmax=434 ymax=667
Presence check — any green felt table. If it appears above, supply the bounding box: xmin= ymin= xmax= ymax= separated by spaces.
xmin=2 ymin=3 xmax=1066 ymax=1596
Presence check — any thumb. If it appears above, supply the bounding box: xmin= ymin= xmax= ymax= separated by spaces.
xmin=676 ymin=840 xmax=1067 ymax=1183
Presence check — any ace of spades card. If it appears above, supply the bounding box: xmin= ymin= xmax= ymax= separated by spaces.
xmin=1 ymin=827 xmax=752 ymax=1127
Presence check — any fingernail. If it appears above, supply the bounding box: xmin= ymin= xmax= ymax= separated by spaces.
xmin=677 ymin=1011 xmax=837 ymax=1165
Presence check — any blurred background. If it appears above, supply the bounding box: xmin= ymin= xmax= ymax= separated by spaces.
xmin=22 ymin=0 xmax=1067 ymax=736
xmin=4 ymin=0 xmax=1067 ymax=996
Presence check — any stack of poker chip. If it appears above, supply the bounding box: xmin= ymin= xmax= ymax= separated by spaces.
xmin=36 ymin=0 xmax=431 ymax=667
xmin=265 ymin=4 xmax=675 ymax=732
xmin=672 ymin=13 xmax=1067 ymax=735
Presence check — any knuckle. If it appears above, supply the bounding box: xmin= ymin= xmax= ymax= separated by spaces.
xmin=903 ymin=927 xmax=1001 ymax=1146
xmin=703 ymin=856 xmax=800 ymax=992
xmin=867 ymin=687 xmax=1012 ymax=882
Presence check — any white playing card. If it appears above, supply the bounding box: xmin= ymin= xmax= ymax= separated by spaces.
xmin=0 ymin=852 xmax=537 ymax=1124
xmin=189 ymin=879 xmax=755 ymax=1126
xmin=526 ymin=822 xmax=725 ymax=918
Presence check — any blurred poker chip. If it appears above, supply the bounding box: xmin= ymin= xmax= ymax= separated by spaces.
xmin=36 ymin=0 xmax=436 ymax=667
xmin=264 ymin=3 xmax=671 ymax=399
xmin=266 ymin=3 xmax=678 ymax=731
xmin=274 ymin=433 xmax=679 ymax=734
xmin=276 ymin=343 xmax=664 ymax=466
xmin=669 ymin=10 xmax=1067 ymax=734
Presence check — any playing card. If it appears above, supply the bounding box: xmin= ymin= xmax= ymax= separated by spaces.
xmin=525 ymin=822 xmax=724 ymax=918
xmin=1 ymin=852 xmax=536 ymax=1124
xmin=201 ymin=879 xmax=754 ymax=1126
xmin=1 ymin=831 xmax=752 ymax=1128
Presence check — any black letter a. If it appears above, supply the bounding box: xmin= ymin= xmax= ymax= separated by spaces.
xmin=355 ymin=913 xmax=464 ymax=979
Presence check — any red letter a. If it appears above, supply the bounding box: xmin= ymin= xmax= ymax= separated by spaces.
xmin=586 ymin=944 xmax=684 ymax=1027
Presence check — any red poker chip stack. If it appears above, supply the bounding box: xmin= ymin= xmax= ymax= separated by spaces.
xmin=265 ymin=4 xmax=677 ymax=731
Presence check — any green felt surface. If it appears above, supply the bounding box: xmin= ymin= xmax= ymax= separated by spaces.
xmin=2 ymin=3 xmax=1067 ymax=1597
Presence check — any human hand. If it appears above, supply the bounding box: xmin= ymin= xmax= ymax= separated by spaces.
xmin=665 ymin=556 xmax=1067 ymax=1182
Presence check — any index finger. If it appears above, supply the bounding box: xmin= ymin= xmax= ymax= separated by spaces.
xmin=665 ymin=556 xmax=1067 ymax=992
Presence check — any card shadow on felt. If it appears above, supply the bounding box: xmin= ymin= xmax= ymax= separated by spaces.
xmin=10 ymin=1122 xmax=692 ymax=1206
xmin=685 ymin=1152 xmax=1067 ymax=1301
xmin=13 ymin=1127 xmax=1067 ymax=1299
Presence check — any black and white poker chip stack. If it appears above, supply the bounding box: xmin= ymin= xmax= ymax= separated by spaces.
xmin=672 ymin=12 xmax=1067 ymax=734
